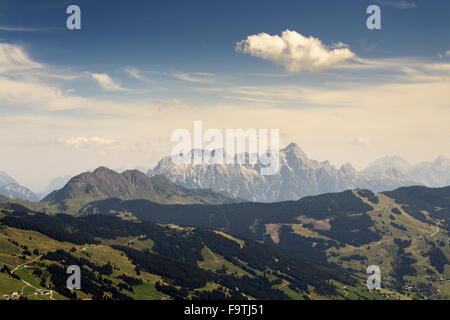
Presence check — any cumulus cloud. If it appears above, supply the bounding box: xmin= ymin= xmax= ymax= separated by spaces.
xmin=90 ymin=73 xmax=127 ymax=91
xmin=0 ymin=43 xmax=42 ymax=73
xmin=57 ymin=137 xmax=118 ymax=149
xmin=236 ymin=30 xmax=356 ymax=72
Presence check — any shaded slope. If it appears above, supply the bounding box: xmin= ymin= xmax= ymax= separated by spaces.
xmin=41 ymin=167 xmax=239 ymax=213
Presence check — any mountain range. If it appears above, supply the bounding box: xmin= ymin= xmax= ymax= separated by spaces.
xmin=364 ymin=155 xmax=450 ymax=187
xmin=80 ymin=185 xmax=450 ymax=299
xmin=37 ymin=175 xmax=72 ymax=200
xmin=148 ymin=143 xmax=419 ymax=202
xmin=2 ymin=143 xmax=450 ymax=204
xmin=41 ymin=166 xmax=239 ymax=214
xmin=1 ymin=167 xmax=449 ymax=299
xmin=0 ymin=171 xmax=38 ymax=202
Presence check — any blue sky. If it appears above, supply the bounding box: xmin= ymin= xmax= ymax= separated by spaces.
xmin=2 ymin=0 xmax=450 ymax=70
xmin=1 ymin=0 xmax=450 ymax=191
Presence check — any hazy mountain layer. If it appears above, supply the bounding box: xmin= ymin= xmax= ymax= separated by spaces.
xmin=0 ymin=171 xmax=39 ymax=201
xmin=0 ymin=171 xmax=16 ymax=186
xmin=364 ymin=155 xmax=450 ymax=187
xmin=148 ymin=143 xmax=418 ymax=202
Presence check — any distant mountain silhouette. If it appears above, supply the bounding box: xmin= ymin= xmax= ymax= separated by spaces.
xmin=148 ymin=143 xmax=418 ymax=202
xmin=41 ymin=166 xmax=239 ymax=213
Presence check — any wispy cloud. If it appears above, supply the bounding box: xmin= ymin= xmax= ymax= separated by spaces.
xmin=90 ymin=73 xmax=127 ymax=92
xmin=376 ymin=0 xmax=417 ymax=9
xmin=0 ymin=43 xmax=43 ymax=73
xmin=0 ymin=25 xmax=56 ymax=32
xmin=438 ymin=50 xmax=450 ymax=58
xmin=192 ymin=72 xmax=215 ymax=77
xmin=2 ymin=39 xmax=450 ymax=190
xmin=57 ymin=137 xmax=118 ymax=149
xmin=124 ymin=67 xmax=153 ymax=83
xmin=173 ymin=72 xmax=215 ymax=83
xmin=350 ymin=136 xmax=372 ymax=149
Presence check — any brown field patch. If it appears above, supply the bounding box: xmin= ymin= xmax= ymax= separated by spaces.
xmin=296 ymin=216 xmax=332 ymax=231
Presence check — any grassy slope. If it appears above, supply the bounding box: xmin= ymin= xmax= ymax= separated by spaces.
xmin=197 ymin=246 xmax=253 ymax=277
xmin=0 ymin=218 xmax=402 ymax=300
xmin=40 ymin=170 xmax=240 ymax=215
xmin=312 ymin=192 xmax=448 ymax=298
xmin=0 ymin=223 xmax=168 ymax=300
xmin=253 ymin=190 xmax=449 ymax=299
xmin=5 ymin=186 xmax=445 ymax=299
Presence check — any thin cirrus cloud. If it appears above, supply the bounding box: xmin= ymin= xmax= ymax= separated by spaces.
xmin=125 ymin=68 xmax=216 ymax=85
xmin=124 ymin=67 xmax=153 ymax=83
xmin=236 ymin=30 xmax=356 ymax=73
xmin=438 ymin=50 xmax=450 ymax=58
xmin=0 ymin=25 xmax=56 ymax=32
xmin=376 ymin=0 xmax=417 ymax=9
xmin=173 ymin=72 xmax=215 ymax=83
xmin=0 ymin=43 xmax=43 ymax=73
xmin=90 ymin=73 xmax=128 ymax=92
xmin=56 ymin=137 xmax=118 ymax=149
xmin=0 ymin=43 xmax=168 ymax=113
xmin=351 ymin=136 xmax=372 ymax=149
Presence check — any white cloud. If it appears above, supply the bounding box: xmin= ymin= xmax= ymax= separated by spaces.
xmin=351 ymin=136 xmax=372 ymax=149
xmin=173 ymin=73 xmax=215 ymax=83
xmin=57 ymin=137 xmax=118 ymax=149
xmin=331 ymin=42 xmax=350 ymax=49
xmin=0 ymin=25 xmax=54 ymax=32
xmin=3 ymin=40 xmax=450 ymax=189
xmin=192 ymin=72 xmax=215 ymax=77
xmin=236 ymin=30 xmax=356 ymax=72
xmin=124 ymin=67 xmax=152 ymax=83
xmin=0 ymin=76 xmax=75 ymax=110
xmin=0 ymin=68 xmax=187 ymax=114
xmin=0 ymin=43 xmax=42 ymax=73
xmin=0 ymin=43 xmax=95 ymax=111
xmin=90 ymin=73 xmax=127 ymax=91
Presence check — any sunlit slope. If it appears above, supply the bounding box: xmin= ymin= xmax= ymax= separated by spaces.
xmin=0 ymin=208 xmax=390 ymax=300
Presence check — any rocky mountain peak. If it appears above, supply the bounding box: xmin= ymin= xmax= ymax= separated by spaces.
xmin=41 ymin=166 xmax=238 ymax=213
xmin=434 ymin=155 xmax=450 ymax=167
xmin=0 ymin=171 xmax=38 ymax=201
xmin=148 ymin=142 xmax=419 ymax=202
xmin=0 ymin=171 xmax=17 ymax=187
xmin=340 ymin=163 xmax=357 ymax=175
xmin=281 ymin=143 xmax=307 ymax=157
xmin=93 ymin=166 xmax=116 ymax=175
xmin=280 ymin=143 xmax=310 ymax=169
xmin=363 ymin=156 xmax=412 ymax=174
